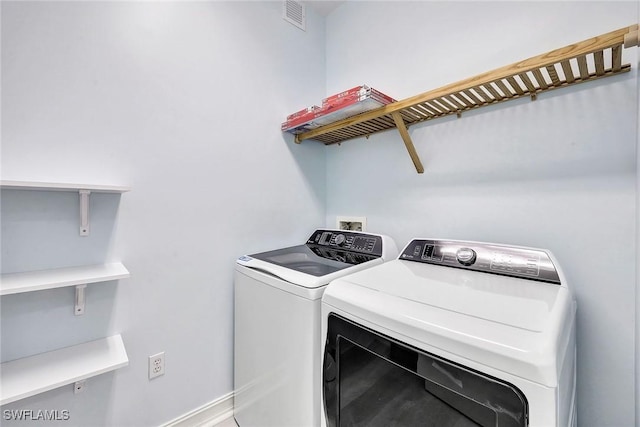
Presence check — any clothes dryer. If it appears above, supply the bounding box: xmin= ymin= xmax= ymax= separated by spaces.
xmin=321 ymin=238 xmax=576 ymax=427
xmin=234 ymin=229 xmax=397 ymax=427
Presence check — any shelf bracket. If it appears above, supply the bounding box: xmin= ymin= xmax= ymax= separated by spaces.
xmin=391 ymin=112 xmax=424 ymax=174
xmin=75 ymin=284 xmax=87 ymax=316
xmin=79 ymin=190 xmax=91 ymax=236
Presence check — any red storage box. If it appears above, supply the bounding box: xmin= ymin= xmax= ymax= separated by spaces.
xmin=286 ymin=105 xmax=321 ymax=121
xmin=282 ymin=85 xmax=396 ymax=135
xmin=321 ymin=85 xmax=395 ymax=108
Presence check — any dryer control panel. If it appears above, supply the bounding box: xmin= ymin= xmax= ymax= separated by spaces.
xmin=306 ymin=229 xmax=383 ymax=257
xmin=400 ymin=239 xmax=561 ymax=284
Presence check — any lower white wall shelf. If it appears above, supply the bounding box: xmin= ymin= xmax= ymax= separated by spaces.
xmin=0 ymin=263 xmax=130 ymax=296
xmin=0 ymin=334 xmax=129 ymax=406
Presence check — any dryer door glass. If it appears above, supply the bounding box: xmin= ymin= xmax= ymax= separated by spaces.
xmin=323 ymin=314 xmax=529 ymax=427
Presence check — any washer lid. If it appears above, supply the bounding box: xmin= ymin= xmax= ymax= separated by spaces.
xmin=236 ymin=229 xmax=398 ymax=289
xmin=323 ymin=259 xmax=575 ymax=386
xmin=237 ymin=251 xmax=382 ymax=289
xmin=248 ymin=244 xmax=379 ymax=277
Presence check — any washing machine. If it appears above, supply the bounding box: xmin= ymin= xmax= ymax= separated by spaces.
xmin=321 ymin=238 xmax=576 ymax=427
xmin=234 ymin=229 xmax=398 ymax=427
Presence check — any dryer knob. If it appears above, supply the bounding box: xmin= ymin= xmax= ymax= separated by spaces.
xmin=456 ymin=248 xmax=477 ymax=266
xmin=334 ymin=234 xmax=346 ymax=246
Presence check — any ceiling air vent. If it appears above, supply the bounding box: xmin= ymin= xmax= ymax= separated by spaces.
xmin=283 ymin=0 xmax=306 ymax=31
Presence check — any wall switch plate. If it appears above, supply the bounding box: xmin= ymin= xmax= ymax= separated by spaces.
xmin=337 ymin=216 xmax=367 ymax=232
xmin=149 ymin=352 xmax=165 ymax=379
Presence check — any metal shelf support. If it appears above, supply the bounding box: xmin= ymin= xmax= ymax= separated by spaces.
xmin=79 ymin=190 xmax=91 ymax=236
xmin=75 ymin=284 xmax=87 ymax=316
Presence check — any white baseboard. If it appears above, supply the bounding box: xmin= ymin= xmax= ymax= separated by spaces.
xmin=162 ymin=392 xmax=234 ymax=427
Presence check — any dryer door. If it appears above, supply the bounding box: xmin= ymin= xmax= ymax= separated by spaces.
xmin=323 ymin=314 xmax=529 ymax=427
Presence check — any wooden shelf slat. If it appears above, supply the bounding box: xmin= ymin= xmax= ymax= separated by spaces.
xmin=494 ymin=80 xmax=514 ymax=98
xmin=612 ymin=45 xmax=622 ymax=72
xmin=560 ymin=60 xmax=576 ymax=83
xmin=594 ymin=50 xmax=605 ymax=76
xmin=531 ymin=69 xmax=549 ymax=90
xmin=546 ymin=65 xmax=562 ymax=86
xmin=424 ymin=101 xmax=445 ymax=114
xmin=463 ymin=88 xmax=484 ymax=104
xmin=483 ymin=83 xmax=502 ymax=100
xmin=577 ymin=55 xmax=590 ymax=80
xmin=506 ymin=77 xmax=525 ymax=95
xmin=443 ymin=95 xmax=465 ymax=110
xmin=402 ymin=109 xmax=423 ymax=121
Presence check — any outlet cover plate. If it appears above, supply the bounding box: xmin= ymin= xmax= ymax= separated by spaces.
xmin=149 ymin=352 xmax=165 ymax=379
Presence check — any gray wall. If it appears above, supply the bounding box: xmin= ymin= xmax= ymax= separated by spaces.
xmin=324 ymin=2 xmax=638 ymax=426
xmin=1 ymin=2 xmax=326 ymax=426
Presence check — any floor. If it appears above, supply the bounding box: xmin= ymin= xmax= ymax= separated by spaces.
xmin=213 ymin=416 xmax=237 ymax=427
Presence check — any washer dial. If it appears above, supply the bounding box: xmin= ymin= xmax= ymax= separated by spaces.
xmin=456 ymin=248 xmax=477 ymax=266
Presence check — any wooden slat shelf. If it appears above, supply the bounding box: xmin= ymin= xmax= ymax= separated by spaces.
xmin=293 ymin=24 xmax=639 ymax=173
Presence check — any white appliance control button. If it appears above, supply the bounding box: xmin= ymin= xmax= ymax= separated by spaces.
xmin=456 ymin=248 xmax=477 ymax=266
xmin=334 ymin=234 xmax=346 ymax=245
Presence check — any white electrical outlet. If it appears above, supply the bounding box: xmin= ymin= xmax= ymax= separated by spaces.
xmin=336 ymin=216 xmax=367 ymax=232
xmin=149 ymin=352 xmax=165 ymax=379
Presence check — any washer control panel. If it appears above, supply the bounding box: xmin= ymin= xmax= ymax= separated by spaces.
xmin=307 ymin=229 xmax=383 ymax=257
xmin=400 ymin=239 xmax=561 ymax=284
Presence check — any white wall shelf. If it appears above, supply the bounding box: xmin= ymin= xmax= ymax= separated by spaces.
xmin=1 ymin=178 xmax=131 ymax=404
xmin=0 ymin=263 xmax=130 ymax=296
xmin=0 ymin=334 xmax=129 ymax=406
xmin=0 ymin=180 xmax=131 ymax=193
xmin=0 ymin=180 xmax=130 ymax=236
xmin=1 ymin=263 xmax=130 ymax=316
